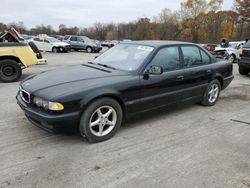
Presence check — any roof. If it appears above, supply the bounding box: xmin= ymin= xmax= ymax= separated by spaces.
xmin=123 ymin=40 xmax=195 ymax=48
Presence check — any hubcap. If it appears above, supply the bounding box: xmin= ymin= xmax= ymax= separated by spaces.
xmin=89 ymin=106 xmax=117 ymax=137
xmin=2 ymin=66 xmax=15 ymax=76
xmin=208 ymin=84 xmax=219 ymax=103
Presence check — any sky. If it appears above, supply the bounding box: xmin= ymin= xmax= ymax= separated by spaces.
xmin=0 ymin=0 xmax=234 ymax=29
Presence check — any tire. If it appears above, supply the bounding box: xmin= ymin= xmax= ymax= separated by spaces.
xmin=86 ymin=47 xmax=93 ymax=53
xmin=79 ymin=98 xmax=123 ymax=143
xmin=239 ymin=66 xmax=249 ymax=75
xmin=201 ymin=80 xmax=221 ymax=106
xmin=0 ymin=59 xmax=22 ymax=82
xmin=52 ymin=47 xmax=58 ymax=53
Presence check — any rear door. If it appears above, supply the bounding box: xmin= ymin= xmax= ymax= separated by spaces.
xmin=180 ymin=45 xmax=214 ymax=101
xmin=69 ymin=36 xmax=78 ymax=49
xmin=139 ymin=46 xmax=186 ymax=110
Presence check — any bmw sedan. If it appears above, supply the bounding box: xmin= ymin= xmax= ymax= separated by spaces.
xmin=17 ymin=41 xmax=234 ymax=143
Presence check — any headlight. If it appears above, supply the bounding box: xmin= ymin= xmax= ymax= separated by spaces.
xmin=33 ymin=97 xmax=64 ymax=111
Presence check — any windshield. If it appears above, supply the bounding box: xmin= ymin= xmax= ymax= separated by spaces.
xmin=47 ymin=37 xmax=60 ymax=43
xmin=93 ymin=43 xmax=154 ymax=71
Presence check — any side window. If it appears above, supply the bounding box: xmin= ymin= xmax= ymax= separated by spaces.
xmin=182 ymin=46 xmax=202 ymax=67
xmin=150 ymin=46 xmax=181 ymax=72
xmin=64 ymin=36 xmax=70 ymax=40
xmin=77 ymin=37 xmax=84 ymax=42
xmin=70 ymin=36 xmax=77 ymax=41
xmin=34 ymin=38 xmax=42 ymax=42
xmin=200 ymin=50 xmax=211 ymax=64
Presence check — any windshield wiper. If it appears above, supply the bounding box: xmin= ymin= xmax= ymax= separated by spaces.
xmin=96 ymin=63 xmax=117 ymax=70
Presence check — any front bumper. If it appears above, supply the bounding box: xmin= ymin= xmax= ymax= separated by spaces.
xmin=17 ymin=94 xmax=80 ymax=133
xmin=93 ymin=46 xmax=102 ymax=52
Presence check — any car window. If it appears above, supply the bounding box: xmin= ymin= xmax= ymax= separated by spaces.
xmin=34 ymin=38 xmax=42 ymax=42
xmin=182 ymin=46 xmax=203 ymax=67
xmin=64 ymin=36 xmax=70 ymax=40
xmin=70 ymin=36 xmax=77 ymax=41
xmin=200 ymin=50 xmax=211 ymax=64
xmin=244 ymin=41 xmax=250 ymax=48
xmin=149 ymin=46 xmax=181 ymax=72
xmin=77 ymin=37 xmax=84 ymax=42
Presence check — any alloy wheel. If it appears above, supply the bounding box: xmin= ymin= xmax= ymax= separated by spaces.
xmin=89 ymin=106 xmax=117 ymax=137
xmin=208 ymin=84 xmax=219 ymax=103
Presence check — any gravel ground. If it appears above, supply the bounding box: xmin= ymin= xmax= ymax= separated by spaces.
xmin=0 ymin=51 xmax=250 ymax=188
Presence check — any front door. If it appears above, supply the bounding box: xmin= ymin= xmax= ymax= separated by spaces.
xmin=139 ymin=46 xmax=186 ymax=111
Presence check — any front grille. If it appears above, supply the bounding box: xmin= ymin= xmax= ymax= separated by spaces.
xmin=20 ymin=88 xmax=30 ymax=103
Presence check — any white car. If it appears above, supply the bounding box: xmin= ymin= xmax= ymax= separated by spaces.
xmin=213 ymin=41 xmax=245 ymax=63
xmin=28 ymin=37 xmax=71 ymax=53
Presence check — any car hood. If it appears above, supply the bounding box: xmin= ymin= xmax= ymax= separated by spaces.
xmin=53 ymin=42 xmax=70 ymax=46
xmin=21 ymin=64 xmax=130 ymax=99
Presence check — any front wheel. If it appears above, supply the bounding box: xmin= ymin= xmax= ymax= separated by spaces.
xmin=79 ymin=98 xmax=123 ymax=143
xmin=86 ymin=47 xmax=93 ymax=53
xmin=52 ymin=47 xmax=58 ymax=53
xmin=201 ymin=80 xmax=221 ymax=106
xmin=0 ymin=59 xmax=22 ymax=82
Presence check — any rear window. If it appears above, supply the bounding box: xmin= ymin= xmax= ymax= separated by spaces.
xmin=244 ymin=41 xmax=250 ymax=48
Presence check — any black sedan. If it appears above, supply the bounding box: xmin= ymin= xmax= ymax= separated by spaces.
xmin=17 ymin=41 xmax=234 ymax=143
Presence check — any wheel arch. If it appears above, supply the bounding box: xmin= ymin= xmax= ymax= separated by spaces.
xmin=79 ymin=91 xmax=126 ymax=120
xmin=213 ymin=74 xmax=223 ymax=88
xmin=0 ymin=56 xmax=23 ymax=66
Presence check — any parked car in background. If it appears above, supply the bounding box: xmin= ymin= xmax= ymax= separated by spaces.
xmin=101 ymin=40 xmax=119 ymax=48
xmin=63 ymin=35 xmax=102 ymax=53
xmin=238 ymin=40 xmax=250 ymax=75
xmin=203 ymin=44 xmax=218 ymax=52
xmin=0 ymin=28 xmax=46 ymax=82
xmin=50 ymin=35 xmax=64 ymax=41
xmin=17 ymin=41 xmax=233 ymax=143
xmin=29 ymin=36 xmax=71 ymax=53
xmin=213 ymin=41 xmax=245 ymax=63
xmin=21 ymin=34 xmax=34 ymax=40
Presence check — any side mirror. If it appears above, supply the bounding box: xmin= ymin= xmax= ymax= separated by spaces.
xmin=148 ymin=66 xmax=163 ymax=75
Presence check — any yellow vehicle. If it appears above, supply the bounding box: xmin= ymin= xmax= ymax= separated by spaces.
xmin=0 ymin=28 xmax=46 ymax=82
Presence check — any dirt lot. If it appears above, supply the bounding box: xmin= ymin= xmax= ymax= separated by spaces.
xmin=0 ymin=51 xmax=250 ymax=188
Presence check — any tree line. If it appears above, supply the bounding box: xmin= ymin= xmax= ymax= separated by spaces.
xmin=0 ymin=0 xmax=249 ymax=43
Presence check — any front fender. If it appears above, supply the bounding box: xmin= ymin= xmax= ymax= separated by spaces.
xmin=79 ymin=88 xmax=124 ymax=109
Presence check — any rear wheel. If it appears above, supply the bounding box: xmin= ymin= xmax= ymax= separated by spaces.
xmin=201 ymin=80 xmax=221 ymax=106
xmin=239 ymin=66 xmax=249 ymax=75
xmin=0 ymin=59 xmax=22 ymax=82
xmin=86 ymin=47 xmax=93 ymax=53
xmin=79 ymin=98 xmax=123 ymax=143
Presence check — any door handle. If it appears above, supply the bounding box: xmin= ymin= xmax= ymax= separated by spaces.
xmin=176 ymin=75 xmax=184 ymax=81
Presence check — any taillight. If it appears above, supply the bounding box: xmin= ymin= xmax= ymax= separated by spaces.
xmin=240 ymin=48 xmax=243 ymax=57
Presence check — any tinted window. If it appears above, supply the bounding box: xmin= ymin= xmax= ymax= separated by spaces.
xmin=150 ymin=46 xmax=181 ymax=72
xmin=244 ymin=41 xmax=250 ymax=48
xmin=70 ymin=36 xmax=77 ymax=41
xmin=200 ymin=50 xmax=211 ymax=64
xmin=182 ymin=46 xmax=203 ymax=67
